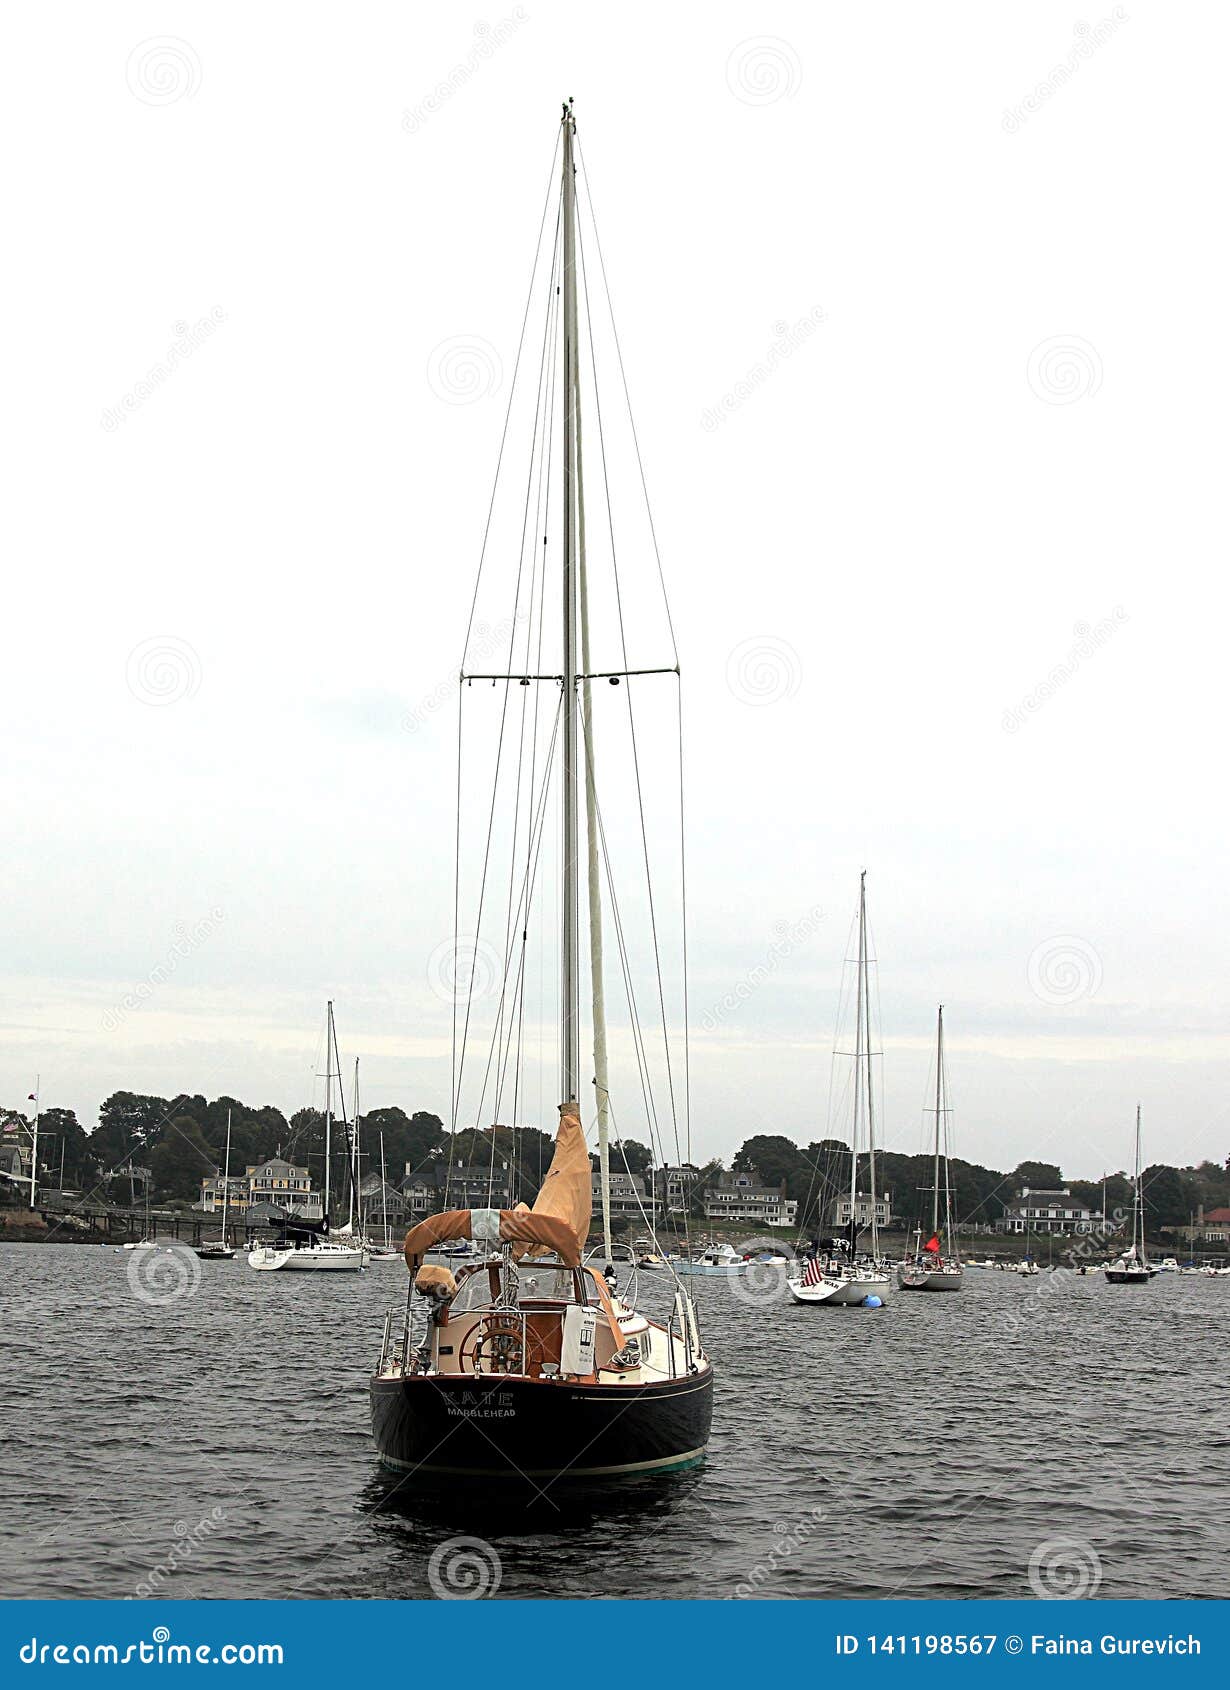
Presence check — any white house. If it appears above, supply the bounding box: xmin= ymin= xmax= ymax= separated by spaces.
xmin=995 ymin=1187 xmax=1101 ymax=1236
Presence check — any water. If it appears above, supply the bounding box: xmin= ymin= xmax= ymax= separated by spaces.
xmin=2 ymin=1243 xmax=1227 ymax=1600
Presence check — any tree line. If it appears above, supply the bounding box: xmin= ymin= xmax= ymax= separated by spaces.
xmin=720 ymin=1133 xmax=1230 ymax=1233
xmin=2 ymin=1094 xmax=1227 ymax=1231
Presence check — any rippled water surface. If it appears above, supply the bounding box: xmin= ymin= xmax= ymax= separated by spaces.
xmin=2 ymin=1243 xmax=1227 ymax=1600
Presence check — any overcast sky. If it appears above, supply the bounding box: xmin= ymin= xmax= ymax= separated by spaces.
xmin=3 ymin=3 xmax=1227 ymax=1185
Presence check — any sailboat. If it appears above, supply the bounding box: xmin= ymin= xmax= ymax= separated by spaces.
xmin=789 ymin=871 xmax=891 ymax=1307
xmin=898 ymin=1005 xmax=963 ymax=1291
xmin=248 ymin=1002 xmax=369 ymax=1272
xmin=122 ymin=1167 xmax=157 ymax=1249
xmin=1105 ymin=1105 xmax=1152 ymax=1285
xmin=196 ymin=1109 xmax=237 ymax=1260
xmin=368 ymin=1130 xmax=402 ymax=1262
xmin=370 ymin=102 xmax=713 ymax=1483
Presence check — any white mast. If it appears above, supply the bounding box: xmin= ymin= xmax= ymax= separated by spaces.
xmin=29 ymin=1075 xmax=39 ymax=1210
xmin=323 ymin=1000 xmax=333 ymax=1220
xmin=568 ymin=103 xmax=613 ymax=1262
xmin=221 ymin=1108 xmax=232 ymax=1246
xmin=933 ymin=1005 xmax=943 ymax=1241
xmin=560 ymin=100 xmax=581 ymax=1112
xmin=1134 ymin=1103 xmax=1146 ymax=1262
xmin=861 ymin=873 xmax=880 ymax=1260
xmin=379 ymin=1130 xmax=390 ymax=1249
xmin=350 ymin=1056 xmax=361 ymax=1234
xmin=849 ymin=891 xmax=863 ymax=1233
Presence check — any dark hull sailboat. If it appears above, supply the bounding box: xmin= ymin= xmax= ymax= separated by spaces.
xmin=372 ymin=1350 xmax=712 ymax=1480
xmin=370 ymin=1111 xmax=714 ymax=1483
xmin=1105 ymin=1105 xmax=1152 ymax=1286
xmin=370 ymin=102 xmax=713 ymax=1486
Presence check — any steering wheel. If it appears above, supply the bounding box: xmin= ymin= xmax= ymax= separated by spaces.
xmin=459 ymin=1313 xmax=548 ymax=1377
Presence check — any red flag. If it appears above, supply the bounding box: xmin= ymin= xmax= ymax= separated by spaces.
xmin=923 ymin=1234 xmax=941 ymax=1254
xmin=28 ymin=1094 xmax=37 ymax=1101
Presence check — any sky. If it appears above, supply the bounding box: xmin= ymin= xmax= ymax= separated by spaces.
xmin=3 ymin=2 xmax=1228 ymax=1186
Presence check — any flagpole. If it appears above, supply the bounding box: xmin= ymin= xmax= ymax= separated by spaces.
xmin=29 ymin=1076 xmax=40 ymax=1210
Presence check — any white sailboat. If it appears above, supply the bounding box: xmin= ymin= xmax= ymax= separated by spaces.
xmin=898 ymin=1005 xmax=963 ymax=1291
xmin=368 ymin=1129 xmax=402 ymax=1262
xmin=1105 ymin=1105 xmax=1152 ymax=1285
xmin=196 ymin=1109 xmax=237 ymax=1260
xmin=122 ymin=1167 xmax=157 ymax=1250
xmin=790 ymin=871 xmax=891 ymax=1307
xmin=248 ymin=1002 xmax=368 ymax=1272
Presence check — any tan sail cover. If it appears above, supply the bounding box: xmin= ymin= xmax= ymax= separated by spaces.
xmin=527 ymin=1100 xmax=592 ymax=1248
xmin=414 ymin=1263 xmax=457 ymax=1297
xmin=402 ymin=1206 xmax=582 ymax=1269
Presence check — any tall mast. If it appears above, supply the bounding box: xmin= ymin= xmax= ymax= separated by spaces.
xmin=568 ymin=102 xmax=614 ymax=1262
xmin=849 ymin=885 xmax=863 ymax=1231
xmin=560 ymin=99 xmax=581 ymax=1111
xmin=29 ymin=1076 xmax=39 ymax=1211
xmin=1134 ymin=1103 xmax=1144 ymax=1258
xmin=324 ymin=1000 xmax=333 ymax=1220
xmin=348 ymin=1056 xmax=360 ymax=1232
xmin=221 ymin=1108 xmax=232 ymax=1245
xmin=933 ymin=1005 xmax=943 ymax=1239
xmin=861 ymin=873 xmax=880 ymax=1259
xmin=379 ymin=1131 xmax=389 ymax=1249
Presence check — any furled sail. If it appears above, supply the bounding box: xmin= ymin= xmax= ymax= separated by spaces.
xmin=527 ymin=1099 xmax=592 ymax=1247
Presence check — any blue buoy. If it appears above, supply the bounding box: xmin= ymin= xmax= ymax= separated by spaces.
xmin=863 ymin=1295 xmax=883 ymax=1308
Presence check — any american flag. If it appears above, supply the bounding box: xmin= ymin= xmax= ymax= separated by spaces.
xmin=802 ymin=1255 xmax=826 ymax=1288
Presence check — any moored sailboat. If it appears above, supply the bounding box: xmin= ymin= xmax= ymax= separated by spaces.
xmin=789 ymin=872 xmax=891 ymax=1308
xmin=196 ymin=1108 xmax=237 ymax=1260
xmin=369 ymin=101 xmax=713 ymax=1483
xmin=898 ymin=1005 xmax=963 ymax=1292
xmin=1105 ymin=1105 xmax=1152 ymax=1285
xmin=248 ymin=1002 xmax=368 ymax=1272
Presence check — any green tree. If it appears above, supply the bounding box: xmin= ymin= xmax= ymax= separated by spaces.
xmin=91 ymin=1092 xmax=171 ymax=1171
xmin=149 ymin=1116 xmax=215 ymax=1202
xmin=34 ymin=1108 xmax=96 ymax=1189
xmin=618 ymin=1139 xmax=653 ymax=1177
xmin=1141 ymin=1163 xmax=1193 ymax=1230
xmin=1009 ymin=1160 xmax=1064 ymax=1191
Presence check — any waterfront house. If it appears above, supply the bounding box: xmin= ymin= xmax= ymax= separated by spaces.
xmin=828 ymin=1189 xmax=893 ymax=1230
xmin=398 ymin=1173 xmax=436 ymax=1220
xmin=995 ymin=1187 xmax=1101 ymax=1236
xmin=589 ymin=1160 xmax=650 ymax=1221
xmin=704 ymin=1167 xmax=798 ymax=1228
xmin=654 ymin=1165 xmax=699 ymax=1215
xmin=1174 ymin=1205 xmax=1230 ymax=1247
xmin=359 ymin=1171 xmax=408 ymax=1231
xmin=424 ymin=1162 xmax=512 ymax=1208
xmin=198 ymin=1174 xmax=251 ymax=1215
